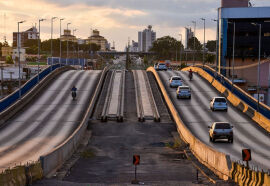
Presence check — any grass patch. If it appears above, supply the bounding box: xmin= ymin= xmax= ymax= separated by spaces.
xmin=80 ymin=149 xmax=95 ymax=159
xmin=27 ymin=62 xmax=47 ymax=66
xmin=165 ymin=141 xmax=183 ymax=150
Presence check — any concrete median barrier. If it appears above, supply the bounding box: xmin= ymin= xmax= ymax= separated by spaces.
xmin=182 ymin=66 xmax=270 ymax=133
xmin=0 ymin=65 xmax=73 ymax=128
xmin=147 ymin=67 xmax=231 ymax=180
xmin=40 ymin=67 xmax=109 ymax=177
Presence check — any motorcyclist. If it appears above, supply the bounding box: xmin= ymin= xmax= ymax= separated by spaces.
xmin=189 ymin=69 xmax=193 ymax=80
xmin=71 ymin=86 xmax=77 ymax=100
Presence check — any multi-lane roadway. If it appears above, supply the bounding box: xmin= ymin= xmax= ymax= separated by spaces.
xmin=0 ymin=70 xmax=101 ymax=170
xmin=158 ymin=70 xmax=270 ymax=171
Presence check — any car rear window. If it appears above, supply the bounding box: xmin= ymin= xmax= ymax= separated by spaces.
xmin=180 ymin=87 xmax=190 ymax=90
xmin=215 ymin=98 xmax=226 ymax=103
xmin=159 ymin=64 xmax=165 ymax=66
xmin=172 ymin=77 xmax=181 ymax=80
xmin=215 ymin=123 xmax=231 ymax=129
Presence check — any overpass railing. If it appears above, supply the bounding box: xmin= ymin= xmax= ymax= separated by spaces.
xmin=196 ymin=65 xmax=270 ymax=121
xmin=0 ymin=64 xmax=60 ymax=113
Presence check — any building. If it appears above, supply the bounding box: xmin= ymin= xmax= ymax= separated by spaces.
xmin=185 ymin=27 xmax=194 ymax=49
xmin=217 ymin=0 xmax=270 ymax=105
xmin=130 ymin=40 xmax=139 ymax=52
xmin=138 ymin=25 xmax=156 ymax=52
xmin=1 ymin=47 xmax=13 ymax=57
xmin=12 ymin=48 xmax=26 ymax=62
xmin=85 ymin=29 xmax=109 ymax=51
xmin=60 ymin=29 xmax=76 ymax=42
xmin=13 ymin=27 xmax=39 ymax=47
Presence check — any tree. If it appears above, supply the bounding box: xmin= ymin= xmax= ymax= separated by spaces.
xmin=205 ymin=53 xmax=215 ymax=64
xmin=187 ymin=37 xmax=202 ymax=50
xmin=206 ymin=40 xmax=216 ymax=52
xmin=6 ymin=55 xmax=14 ymax=64
xmin=150 ymin=36 xmax=184 ymax=60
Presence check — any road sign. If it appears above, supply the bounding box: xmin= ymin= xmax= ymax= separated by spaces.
xmin=133 ymin=155 xmax=140 ymax=165
xmin=242 ymin=149 xmax=251 ymax=161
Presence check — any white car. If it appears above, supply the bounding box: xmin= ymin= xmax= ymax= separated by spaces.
xmin=176 ymin=86 xmax=191 ymax=99
xmin=208 ymin=122 xmax=233 ymax=143
xmin=210 ymin=97 xmax=228 ymax=111
xmin=169 ymin=76 xmax=183 ymax=88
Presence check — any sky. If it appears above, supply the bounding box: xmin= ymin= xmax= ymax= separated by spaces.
xmin=0 ymin=0 xmax=270 ymax=51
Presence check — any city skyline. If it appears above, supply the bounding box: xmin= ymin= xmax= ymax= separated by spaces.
xmin=0 ymin=0 xmax=270 ymax=51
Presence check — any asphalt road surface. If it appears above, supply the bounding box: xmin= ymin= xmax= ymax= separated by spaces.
xmin=158 ymin=70 xmax=270 ymax=171
xmin=0 ymin=70 xmax=101 ymax=170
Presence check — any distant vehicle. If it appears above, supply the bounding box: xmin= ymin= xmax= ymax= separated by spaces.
xmin=176 ymin=85 xmax=191 ymax=99
xmin=210 ymin=97 xmax=228 ymax=111
xmin=154 ymin=63 xmax=158 ymax=70
xmin=157 ymin=63 xmax=167 ymax=71
xmin=208 ymin=122 xmax=233 ymax=143
xmin=169 ymin=76 xmax=183 ymax=88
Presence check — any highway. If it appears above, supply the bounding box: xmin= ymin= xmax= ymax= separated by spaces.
xmin=0 ymin=70 xmax=101 ymax=170
xmin=158 ymin=70 xmax=270 ymax=171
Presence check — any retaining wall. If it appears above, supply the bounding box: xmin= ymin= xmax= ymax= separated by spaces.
xmin=40 ymin=67 xmax=109 ymax=177
xmin=147 ymin=67 xmax=231 ymax=180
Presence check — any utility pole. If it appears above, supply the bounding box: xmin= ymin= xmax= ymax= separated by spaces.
xmin=38 ymin=19 xmax=45 ymax=83
xmin=51 ymin=17 xmax=57 ymax=69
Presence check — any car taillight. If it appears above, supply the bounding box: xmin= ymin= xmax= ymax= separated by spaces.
xmin=213 ymin=131 xmax=217 ymax=135
xmin=230 ymin=131 xmax=233 ymax=135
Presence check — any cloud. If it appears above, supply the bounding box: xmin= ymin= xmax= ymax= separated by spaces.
xmin=0 ymin=0 xmax=270 ymax=50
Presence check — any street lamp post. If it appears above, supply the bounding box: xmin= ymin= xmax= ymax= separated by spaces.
xmin=51 ymin=17 xmax=57 ymax=70
xmin=192 ymin=21 xmax=196 ymax=66
xmin=73 ymin=29 xmax=77 ymax=66
xmin=59 ymin=18 xmax=64 ymax=66
xmin=38 ymin=19 xmax=45 ymax=83
xmin=66 ymin=23 xmax=71 ymax=65
xmin=179 ymin=33 xmax=182 ymax=67
xmin=17 ymin=20 xmax=25 ymax=99
xmin=201 ymin=18 xmax=206 ymax=67
xmin=212 ymin=19 xmax=218 ymax=72
xmin=252 ymin=23 xmax=262 ymax=111
xmin=228 ymin=21 xmax=236 ymax=92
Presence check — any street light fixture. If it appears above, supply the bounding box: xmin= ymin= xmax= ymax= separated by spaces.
xmin=66 ymin=23 xmax=71 ymax=65
xmin=201 ymin=18 xmax=206 ymax=67
xmin=251 ymin=22 xmax=262 ymax=111
xmin=17 ymin=20 xmax=26 ymax=99
xmin=50 ymin=17 xmax=57 ymax=71
xmin=38 ymin=19 xmax=45 ymax=83
xmin=192 ymin=21 xmax=196 ymax=66
xmin=59 ymin=18 xmax=64 ymax=66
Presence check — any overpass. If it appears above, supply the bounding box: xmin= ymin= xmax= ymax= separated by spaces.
xmin=0 ymin=64 xmax=269 ymax=185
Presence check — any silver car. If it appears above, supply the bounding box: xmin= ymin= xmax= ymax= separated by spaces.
xmin=176 ymin=86 xmax=191 ymax=99
xmin=169 ymin=76 xmax=183 ymax=88
xmin=210 ymin=97 xmax=228 ymax=111
xmin=208 ymin=122 xmax=233 ymax=143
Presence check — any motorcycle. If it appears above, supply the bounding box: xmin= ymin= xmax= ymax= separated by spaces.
xmin=71 ymin=91 xmax=76 ymax=100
